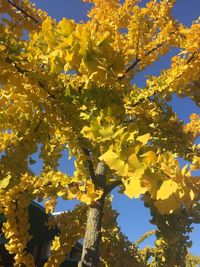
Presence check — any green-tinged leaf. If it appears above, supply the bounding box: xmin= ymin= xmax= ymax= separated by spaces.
xmin=128 ymin=153 xmax=142 ymax=171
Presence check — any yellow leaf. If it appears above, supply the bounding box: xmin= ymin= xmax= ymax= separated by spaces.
xmin=161 ymin=256 xmax=166 ymax=262
xmin=155 ymin=239 xmax=162 ymax=246
xmin=58 ymin=18 xmax=75 ymax=36
xmin=99 ymin=125 xmax=115 ymax=139
xmin=79 ymin=194 xmax=91 ymax=205
xmin=189 ymin=189 xmax=195 ymax=201
xmin=171 ymin=55 xmax=179 ymax=63
xmin=96 ymin=31 xmax=110 ymax=46
xmin=190 ymin=164 xmax=200 ymax=172
xmin=143 ymin=173 xmax=161 ymax=199
xmin=0 ymin=44 xmax=6 ymax=51
xmin=78 ymin=29 xmax=89 ymax=58
xmin=51 ymin=236 xmax=60 ymax=251
xmin=124 ymin=168 xmax=146 ymax=198
xmin=155 ymin=195 xmax=180 ymax=214
xmin=0 ymin=174 xmax=11 ymax=189
xmin=157 ymin=180 xmax=179 ymax=200
xmin=42 ymin=17 xmax=53 ymax=31
xmin=117 ymin=73 xmax=124 ymax=78
xmin=81 ymin=125 xmax=95 ymax=140
xmin=136 ymin=133 xmax=150 ymax=145
xmin=178 ymin=189 xmax=185 ymax=199
xmin=99 ymin=149 xmax=129 ymax=177
xmin=140 ymin=151 xmax=157 ymax=164
xmin=181 ymin=164 xmax=189 ymax=175
xmin=128 ymin=153 xmax=142 ymax=171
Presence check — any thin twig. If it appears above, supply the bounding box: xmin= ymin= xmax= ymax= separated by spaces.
xmin=38 ymin=81 xmax=56 ymax=99
xmin=119 ymin=27 xmax=186 ymax=82
xmin=34 ymin=112 xmax=46 ymax=132
xmin=126 ymin=51 xmax=197 ymax=109
xmin=186 ymin=52 xmax=196 ymax=64
xmin=145 ymin=42 xmax=166 ymax=57
xmin=119 ymin=42 xmax=166 ymax=81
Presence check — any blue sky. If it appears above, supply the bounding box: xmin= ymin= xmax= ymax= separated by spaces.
xmin=31 ymin=0 xmax=200 ymax=255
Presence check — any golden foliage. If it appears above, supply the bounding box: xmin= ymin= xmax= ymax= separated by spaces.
xmin=0 ymin=0 xmax=200 ymax=265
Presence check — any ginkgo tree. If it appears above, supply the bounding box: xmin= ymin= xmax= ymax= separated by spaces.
xmin=0 ymin=0 xmax=200 ymax=266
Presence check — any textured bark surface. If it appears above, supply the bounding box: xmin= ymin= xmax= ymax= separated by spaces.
xmin=78 ymin=161 xmax=106 ymax=267
xmin=78 ymin=196 xmax=105 ymax=267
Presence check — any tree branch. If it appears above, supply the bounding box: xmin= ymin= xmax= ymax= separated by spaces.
xmin=7 ymin=0 xmax=40 ymax=24
xmin=105 ymin=180 xmax=123 ymax=194
xmin=186 ymin=52 xmax=196 ymax=64
xmin=82 ymin=149 xmax=108 ymax=190
xmin=125 ymin=52 xmax=197 ymax=110
xmin=37 ymin=81 xmax=56 ymax=99
xmin=82 ymin=148 xmax=97 ymax=186
xmin=5 ymin=56 xmax=28 ymax=74
xmin=34 ymin=112 xmax=46 ymax=132
xmin=134 ymin=230 xmax=156 ymax=246
xmin=95 ymin=161 xmax=107 ymax=188
xmin=144 ymin=42 xmax=166 ymax=57
xmin=118 ymin=41 xmax=166 ymax=81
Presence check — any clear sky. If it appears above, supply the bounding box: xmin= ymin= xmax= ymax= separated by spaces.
xmin=30 ymin=0 xmax=200 ymax=255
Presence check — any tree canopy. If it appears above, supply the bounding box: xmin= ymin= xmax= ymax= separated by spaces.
xmin=0 ymin=0 xmax=200 ymax=266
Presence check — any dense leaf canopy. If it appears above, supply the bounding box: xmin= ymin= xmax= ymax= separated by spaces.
xmin=0 ymin=0 xmax=200 ymax=266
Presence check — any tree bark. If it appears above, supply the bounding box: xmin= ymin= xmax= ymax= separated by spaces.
xmin=78 ymin=196 xmax=105 ymax=267
xmin=78 ymin=161 xmax=106 ymax=267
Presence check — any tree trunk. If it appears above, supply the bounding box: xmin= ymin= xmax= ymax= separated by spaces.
xmin=78 ymin=196 xmax=105 ymax=267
